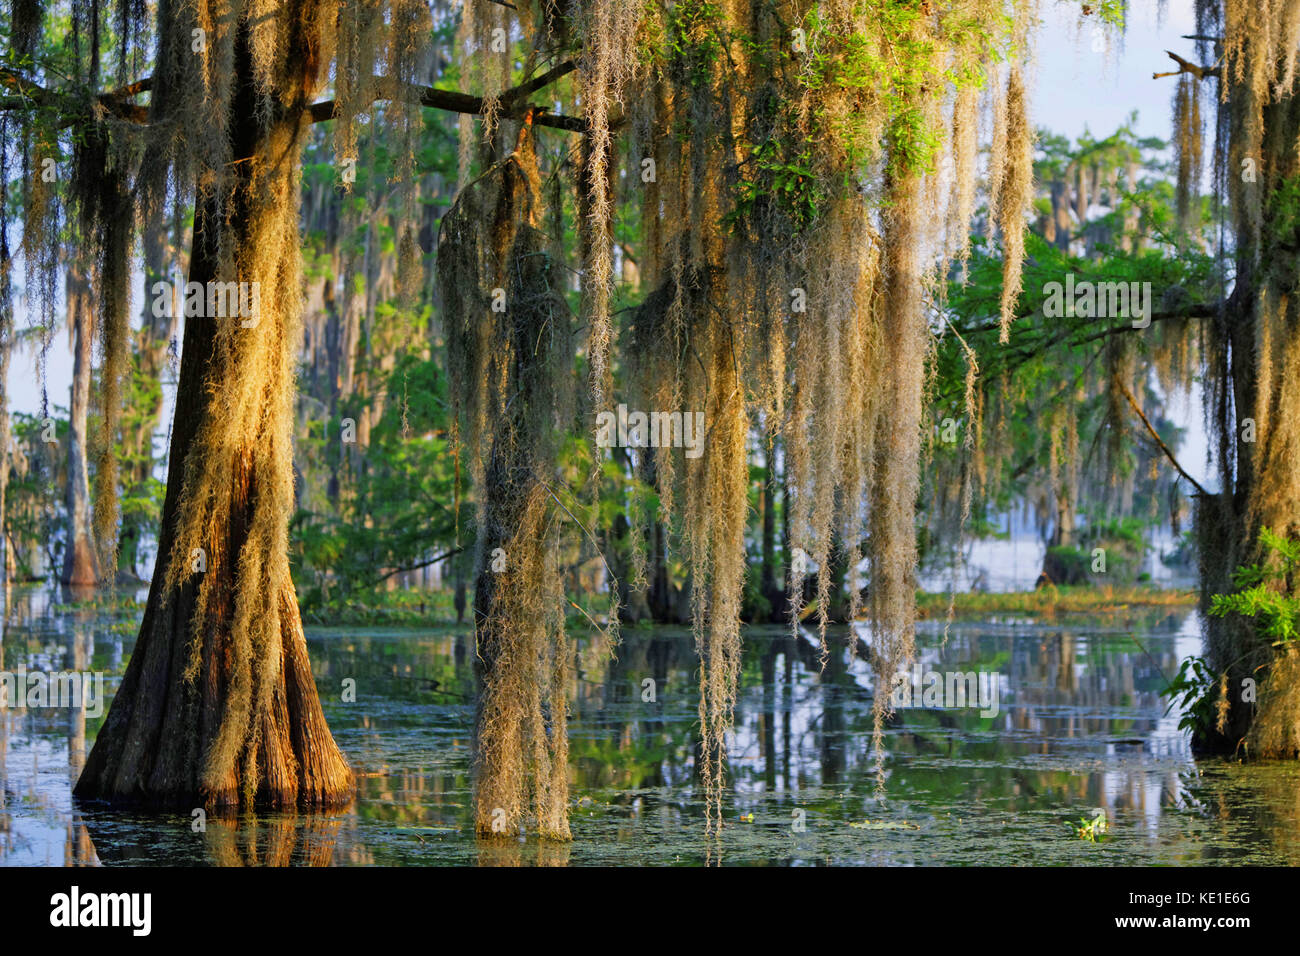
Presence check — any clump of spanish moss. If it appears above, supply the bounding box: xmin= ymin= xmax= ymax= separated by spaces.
xmin=995 ymin=67 xmax=1035 ymax=343
xmin=1173 ymin=72 xmax=1203 ymax=234
xmin=571 ymin=0 xmax=641 ymax=404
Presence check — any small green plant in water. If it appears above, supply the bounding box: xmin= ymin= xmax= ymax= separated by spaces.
xmin=1074 ymin=810 xmax=1108 ymax=842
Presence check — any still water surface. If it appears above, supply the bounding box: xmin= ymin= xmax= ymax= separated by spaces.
xmin=1 ymin=585 xmax=1296 ymax=865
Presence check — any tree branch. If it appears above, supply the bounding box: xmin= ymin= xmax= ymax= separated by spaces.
xmin=307 ymin=60 xmax=589 ymax=131
xmin=1009 ymin=454 xmax=1036 ymax=481
xmin=365 ymin=546 xmax=466 ymax=586
xmin=500 ymin=58 xmax=576 ymax=106
xmin=3 ymin=61 xmax=589 ymax=133
xmin=1113 ymin=373 xmax=1210 ymax=496
xmin=0 ymin=66 xmax=149 ymax=123
xmin=1153 ymin=50 xmax=1220 ymax=80
xmin=957 ymin=301 xmax=1220 ymax=341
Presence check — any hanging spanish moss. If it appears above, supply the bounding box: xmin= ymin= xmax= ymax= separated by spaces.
xmin=571 ymin=0 xmax=639 ymax=403
xmin=606 ymin=0 xmax=1036 ymax=831
xmin=69 ymin=124 xmax=133 ymax=576
xmin=1173 ymin=72 xmax=1203 ymax=234
xmin=453 ymin=0 xmax=515 ymax=182
xmin=996 ymin=66 xmax=1034 ymax=342
xmin=947 ymin=83 xmax=981 ymax=270
xmin=439 ymin=119 xmax=577 ymax=839
xmin=6 ymin=0 xmax=1049 ymax=842
xmin=19 ymin=106 xmax=60 ymax=408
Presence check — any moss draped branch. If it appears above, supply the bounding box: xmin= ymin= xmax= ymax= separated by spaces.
xmin=1 ymin=61 xmax=588 ymax=131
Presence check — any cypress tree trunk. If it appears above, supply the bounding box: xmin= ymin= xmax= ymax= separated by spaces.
xmin=76 ymin=6 xmax=352 ymax=809
xmin=1199 ymin=48 xmax=1300 ymax=757
xmin=1039 ymin=487 xmax=1078 ymax=586
xmin=61 ymin=261 xmax=99 ymax=586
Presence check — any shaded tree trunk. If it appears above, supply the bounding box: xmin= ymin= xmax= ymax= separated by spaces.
xmin=1048 ymin=177 xmax=1071 ymax=251
xmin=1198 ymin=41 xmax=1300 ymax=757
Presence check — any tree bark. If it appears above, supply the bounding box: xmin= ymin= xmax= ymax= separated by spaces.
xmin=61 ymin=261 xmax=99 ymax=586
xmin=1198 ymin=50 xmax=1300 ymax=756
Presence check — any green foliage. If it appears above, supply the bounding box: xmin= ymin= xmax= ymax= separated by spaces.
xmin=1090 ymin=0 xmax=1127 ymax=29
xmin=293 ymin=354 xmax=467 ymax=610
xmin=664 ymin=0 xmax=726 ymax=85
xmin=742 ymin=558 xmax=772 ymax=622
xmin=721 ymin=0 xmax=1012 ymax=233
xmin=1161 ymin=531 xmax=1300 ymax=739
xmin=1161 ymin=654 xmax=1220 ymax=737
xmin=801 ymin=0 xmax=1003 ymax=178
xmin=1043 ymin=544 xmax=1091 ymax=583
xmin=108 ymin=350 xmax=167 ymax=576
xmin=5 ymin=411 xmax=66 ymax=579
xmin=1208 ymin=528 xmax=1300 ymax=645
xmin=1265 ymin=175 xmax=1300 ymax=251
xmin=728 ymin=135 xmax=823 ymax=232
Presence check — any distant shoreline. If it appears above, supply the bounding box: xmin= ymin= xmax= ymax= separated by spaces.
xmin=917 ymin=585 xmax=1198 ymax=619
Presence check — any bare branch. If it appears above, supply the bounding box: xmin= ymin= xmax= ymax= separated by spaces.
xmin=307 ymin=59 xmax=590 ymax=132
xmin=1153 ymin=50 xmax=1220 ymax=80
xmin=0 ymin=66 xmax=150 ymax=123
xmin=365 ymin=546 xmax=467 ymax=586
xmin=1113 ymin=373 xmax=1210 ymax=496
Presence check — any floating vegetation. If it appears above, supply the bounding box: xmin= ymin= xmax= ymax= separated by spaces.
xmin=1074 ymin=810 xmax=1109 ymax=842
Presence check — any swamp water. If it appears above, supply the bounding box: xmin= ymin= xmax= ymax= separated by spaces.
xmin=1 ymin=585 xmax=1296 ymax=866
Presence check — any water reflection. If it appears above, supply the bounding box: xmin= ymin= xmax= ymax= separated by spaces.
xmin=0 ymin=583 xmax=1296 ymax=865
